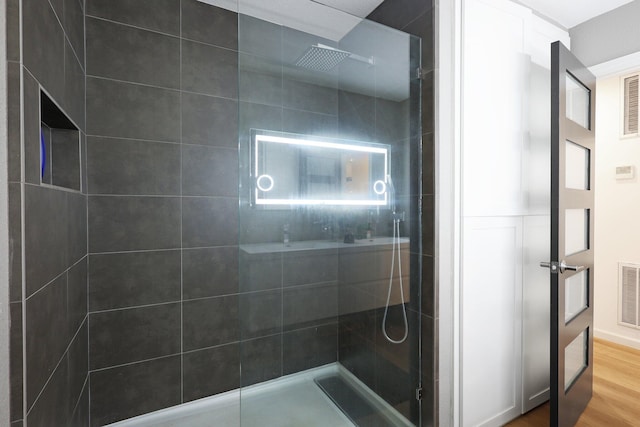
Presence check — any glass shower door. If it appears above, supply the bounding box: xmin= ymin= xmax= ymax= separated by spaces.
xmin=237 ymin=3 xmax=422 ymax=425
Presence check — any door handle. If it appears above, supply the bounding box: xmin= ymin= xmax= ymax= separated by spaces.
xmin=540 ymin=260 xmax=585 ymax=274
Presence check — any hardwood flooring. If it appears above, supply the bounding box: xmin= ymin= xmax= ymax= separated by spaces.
xmin=506 ymin=338 xmax=640 ymax=427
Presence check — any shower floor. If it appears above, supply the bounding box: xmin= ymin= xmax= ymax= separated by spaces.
xmin=108 ymin=364 xmax=412 ymax=427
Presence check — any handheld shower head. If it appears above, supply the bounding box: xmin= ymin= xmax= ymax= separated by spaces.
xmin=386 ymin=174 xmax=396 ymax=215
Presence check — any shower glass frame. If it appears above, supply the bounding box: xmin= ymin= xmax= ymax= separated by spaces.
xmin=237 ymin=3 xmax=423 ymax=425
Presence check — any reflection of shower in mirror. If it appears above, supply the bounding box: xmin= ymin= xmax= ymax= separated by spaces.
xmin=251 ymin=130 xmax=389 ymax=207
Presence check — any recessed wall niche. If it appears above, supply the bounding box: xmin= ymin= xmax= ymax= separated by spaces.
xmin=40 ymin=90 xmax=81 ymax=191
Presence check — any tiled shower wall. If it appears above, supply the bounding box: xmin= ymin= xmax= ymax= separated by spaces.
xmin=368 ymin=1 xmax=436 ymax=424
xmin=7 ymin=0 xmax=435 ymax=426
xmin=7 ymin=0 xmax=89 ymax=426
xmin=84 ymin=0 xmax=239 ymax=424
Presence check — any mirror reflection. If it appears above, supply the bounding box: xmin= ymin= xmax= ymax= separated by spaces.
xmin=252 ymin=131 xmax=389 ymax=206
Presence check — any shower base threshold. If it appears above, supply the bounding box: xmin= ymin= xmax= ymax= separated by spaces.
xmin=107 ymin=363 xmax=413 ymax=427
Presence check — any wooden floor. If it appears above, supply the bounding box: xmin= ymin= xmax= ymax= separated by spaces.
xmin=506 ymin=338 xmax=640 ymax=427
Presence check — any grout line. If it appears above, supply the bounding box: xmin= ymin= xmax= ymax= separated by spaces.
xmin=88 ymin=245 xmax=238 ymax=256
xmin=89 ymin=300 xmax=182 ymax=316
xmin=83 ymin=1 xmax=90 ymax=420
xmin=89 ymin=352 xmax=183 ymax=374
xmin=85 ymin=74 xmax=241 ymax=104
xmin=24 ymin=254 xmax=88 ymax=302
xmin=84 ymin=15 xmax=181 ymax=39
xmin=17 ymin=0 xmax=27 ymax=422
xmin=84 ymin=71 xmax=341 ymax=110
xmin=25 ymin=315 xmax=87 ymax=419
xmin=179 ymin=0 xmax=185 ymax=405
xmin=86 ymin=193 xmax=236 ymax=199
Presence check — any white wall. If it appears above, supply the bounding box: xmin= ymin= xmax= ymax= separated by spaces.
xmin=460 ymin=0 xmax=568 ymax=425
xmin=594 ymin=72 xmax=640 ymax=349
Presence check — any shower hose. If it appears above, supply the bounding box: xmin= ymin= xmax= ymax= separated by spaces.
xmin=382 ymin=217 xmax=409 ymax=344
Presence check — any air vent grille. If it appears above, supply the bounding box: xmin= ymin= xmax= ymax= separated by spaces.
xmin=624 ymin=75 xmax=639 ymax=136
xmin=619 ymin=263 xmax=640 ymax=328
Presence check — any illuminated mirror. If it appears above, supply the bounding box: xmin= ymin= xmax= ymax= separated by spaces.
xmin=252 ymin=130 xmax=389 ymax=206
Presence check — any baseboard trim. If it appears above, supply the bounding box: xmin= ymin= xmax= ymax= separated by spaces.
xmin=594 ymin=329 xmax=640 ymax=350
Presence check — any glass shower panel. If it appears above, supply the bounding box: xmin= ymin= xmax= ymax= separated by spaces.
xmin=238 ymin=4 xmax=421 ymax=426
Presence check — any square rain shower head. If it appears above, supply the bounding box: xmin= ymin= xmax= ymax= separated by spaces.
xmin=295 ymin=44 xmax=352 ymax=72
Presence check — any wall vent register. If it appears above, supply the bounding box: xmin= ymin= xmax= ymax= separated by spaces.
xmin=619 ymin=262 xmax=640 ymax=328
xmin=623 ymin=74 xmax=639 ymax=136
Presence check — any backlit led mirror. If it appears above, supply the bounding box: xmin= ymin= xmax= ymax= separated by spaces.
xmin=252 ymin=130 xmax=389 ymax=206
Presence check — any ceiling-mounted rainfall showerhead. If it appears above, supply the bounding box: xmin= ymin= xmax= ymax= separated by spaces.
xmin=295 ymin=43 xmax=374 ymax=72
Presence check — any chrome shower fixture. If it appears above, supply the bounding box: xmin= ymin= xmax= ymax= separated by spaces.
xmin=295 ymin=43 xmax=374 ymax=72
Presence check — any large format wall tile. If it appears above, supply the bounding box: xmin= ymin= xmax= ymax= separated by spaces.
xmin=181 ymin=0 xmax=237 ymax=49
xmin=239 ymin=59 xmax=283 ymax=106
xmin=7 ymin=63 xmax=21 ymax=182
xmin=181 ymin=40 xmax=238 ymax=99
xmin=283 ymin=282 xmax=338 ymax=331
xmin=27 ymin=352 xmax=70 ymax=427
xmin=239 ymin=252 xmax=282 ymax=293
xmin=23 ymin=69 xmax=41 ymax=185
xmin=89 ymin=251 xmax=181 ymax=311
xmin=63 ymin=0 xmax=85 ymax=65
xmin=89 ymin=356 xmax=181 ymax=426
xmin=183 ymin=295 xmax=239 ymax=350
xmin=88 ymin=196 xmax=181 ymax=252
xmin=283 ymin=324 xmax=337 ymax=374
xmin=89 ymin=303 xmax=181 ymax=369
xmin=24 ymin=185 xmax=68 ymax=296
xmin=182 ymin=197 xmax=238 ymax=248
xmin=87 ymin=137 xmax=181 ymax=195
xmin=181 ymin=145 xmax=238 ymax=197
xmin=86 ymin=0 xmax=180 ymax=36
xmin=282 ymin=108 xmax=338 ymax=137
xmin=282 ymin=79 xmax=338 ymax=115
xmin=282 ymin=249 xmax=338 ymax=287
xmin=25 ymin=274 xmax=68 ymax=408
xmin=9 ymin=303 xmax=22 ymax=422
xmin=181 ymin=93 xmax=238 ymax=148
xmin=6 ymin=0 xmax=19 ymax=61
xmin=64 ymin=35 xmax=86 ymax=132
xmin=183 ymin=343 xmax=239 ymax=402
xmin=238 ymin=14 xmax=282 ymax=59
xmin=240 ymin=290 xmax=282 ymax=339
xmin=86 ymin=78 xmax=180 ymax=142
xmin=67 ymin=258 xmax=88 ymax=337
xmin=183 ymin=247 xmax=239 ymax=299
xmin=86 ymin=17 xmax=180 ymax=89
xmin=68 ymin=321 xmax=89 ymax=416
xmin=70 ymin=383 xmax=89 ymax=427
xmin=23 ymin=0 xmax=65 ymax=102
xmin=240 ymin=335 xmax=282 ymax=387
xmin=368 ymin=0 xmax=433 ymax=31
xmin=67 ymin=192 xmax=88 ymax=264
xmin=8 ymin=184 xmax=21 ymax=302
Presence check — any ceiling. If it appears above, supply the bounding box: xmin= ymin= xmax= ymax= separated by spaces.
xmin=517 ymin=0 xmax=633 ymax=29
xmin=199 ymin=0 xmax=384 ymax=41
xmin=198 ymin=0 xmax=411 ymax=101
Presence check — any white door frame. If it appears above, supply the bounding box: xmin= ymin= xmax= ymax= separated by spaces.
xmin=436 ymin=0 xmax=463 ymax=425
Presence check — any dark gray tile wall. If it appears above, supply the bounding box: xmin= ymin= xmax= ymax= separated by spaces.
xmin=183 ymin=344 xmax=239 ymax=402
xmin=8 ymin=0 xmax=89 ymax=424
xmin=6 ymin=1 xmax=431 ymax=426
xmin=368 ymin=0 xmax=436 ymax=424
xmin=85 ymin=0 xmax=243 ymax=424
xmin=89 ymin=356 xmax=182 ymax=427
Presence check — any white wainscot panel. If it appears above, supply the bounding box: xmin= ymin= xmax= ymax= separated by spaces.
xmin=462 ymin=216 xmax=523 ymax=427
